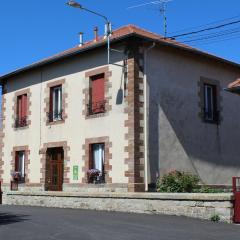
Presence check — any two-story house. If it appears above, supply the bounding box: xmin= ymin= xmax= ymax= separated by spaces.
xmin=0 ymin=25 xmax=240 ymax=193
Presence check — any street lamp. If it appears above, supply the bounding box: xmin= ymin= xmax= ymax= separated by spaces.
xmin=66 ymin=1 xmax=112 ymax=64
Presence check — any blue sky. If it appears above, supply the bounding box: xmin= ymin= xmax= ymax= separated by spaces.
xmin=1 ymin=0 xmax=240 ymax=76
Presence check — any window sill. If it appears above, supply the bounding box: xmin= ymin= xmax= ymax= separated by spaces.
xmin=47 ymin=119 xmax=65 ymax=126
xmin=14 ymin=125 xmax=29 ymax=130
xmin=203 ymin=119 xmax=219 ymax=125
xmin=86 ymin=112 xmax=107 ymax=119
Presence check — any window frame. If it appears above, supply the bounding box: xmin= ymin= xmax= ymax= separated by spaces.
xmin=199 ymin=77 xmax=221 ymax=125
xmin=49 ymin=85 xmax=63 ymax=122
xmin=15 ymin=150 xmax=26 ymax=183
xmin=203 ymin=83 xmax=217 ymax=122
xmin=15 ymin=94 xmax=28 ymax=128
xmin=89 ymin=73 xmax=106 ymax=115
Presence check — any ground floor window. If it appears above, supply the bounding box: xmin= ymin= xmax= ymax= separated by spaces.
xmin=88 ymin=143 xmax=105 ymax=183
xmin=15 ymin=151 xmax=25 ymax=182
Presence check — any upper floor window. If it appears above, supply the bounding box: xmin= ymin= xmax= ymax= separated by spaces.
xmin=15 ymin=94 xmax=28 ymax=128
xmin=49 ymin=85 xmax=63 ymax=122
xmin=203 ymin=83 xmax=219 ymax=123
xmin=88 ymin=74 xmax=106 ymax=115
xmin=15 ymin=151 xmax=25 ymax=182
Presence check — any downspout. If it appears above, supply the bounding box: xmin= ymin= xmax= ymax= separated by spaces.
xmin=144 ymin=42 xmax=156 ymax=192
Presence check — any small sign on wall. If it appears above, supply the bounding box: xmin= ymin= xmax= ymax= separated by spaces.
xmin=73 ymin=166 xmax=79 ymax=180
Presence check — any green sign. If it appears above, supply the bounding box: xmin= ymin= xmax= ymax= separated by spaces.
xmin=73 ymin=166 xmax=78 ymax=180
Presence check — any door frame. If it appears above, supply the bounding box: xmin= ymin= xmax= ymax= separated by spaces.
xmin=46 ymin=147 xmax=64 ymax=191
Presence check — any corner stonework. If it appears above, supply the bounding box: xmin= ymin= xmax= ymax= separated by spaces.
xmin=124 ymin=45 xmax=145 ymax=192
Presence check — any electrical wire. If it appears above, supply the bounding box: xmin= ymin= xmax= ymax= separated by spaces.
xmin=170 ymin=19 xmax=240 ymax=39
xmin=182 ymin=27 xmax=240 ymax=43
xmin=189 ymin=33 xmax=240 ymax=46
xmin=168 ymin=14 xmax=240 ymax=35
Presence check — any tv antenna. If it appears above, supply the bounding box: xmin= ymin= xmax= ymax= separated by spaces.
xmin=127 ymin=0 xmax=173 ymax=38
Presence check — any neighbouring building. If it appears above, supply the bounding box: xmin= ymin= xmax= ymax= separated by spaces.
xmin=0 ymin=25 xmax=240 ymax=193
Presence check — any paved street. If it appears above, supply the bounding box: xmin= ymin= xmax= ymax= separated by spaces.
xmin=0 ymin=205 xmax=240 ymax=240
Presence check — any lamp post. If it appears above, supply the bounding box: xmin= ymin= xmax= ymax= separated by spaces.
xmin=66 ymin=1 xmax=112 ymax=64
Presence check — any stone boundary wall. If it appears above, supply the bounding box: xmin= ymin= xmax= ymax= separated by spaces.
xmin=2 ymin=192 xmax=234 ymax=223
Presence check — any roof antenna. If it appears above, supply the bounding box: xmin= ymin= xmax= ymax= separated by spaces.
xmin=127 ymin=0 xmax=173 ymax=38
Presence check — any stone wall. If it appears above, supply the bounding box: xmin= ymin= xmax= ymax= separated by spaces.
xmin=2 ymin=191 xmax=234 ymax=223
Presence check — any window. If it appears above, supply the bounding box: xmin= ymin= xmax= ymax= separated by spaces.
xmin=15 ymin=94 xmax=28 ymax=128
xmin=49 ymin=85 xmax=62 ymax=122
xmin=203 ymin=84 xmax=218 ymax=123
xmin=15 ymin=151 xmax=25 ymax=182
xmin=89 ymin=143 xmax=105 ymax=183
xmin=89 ymin=74 xmax=105 ymax=115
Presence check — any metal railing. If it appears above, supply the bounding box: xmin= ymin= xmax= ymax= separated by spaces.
xmin=47 ymin=110 xmax=63 ymax=122
xmin=15 ymin=116 xmax=28 ymax=128
xmin=87 ymin=100 xmax=106 ymax=115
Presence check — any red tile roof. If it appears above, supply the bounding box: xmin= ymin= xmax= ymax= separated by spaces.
xmin=1 ymin=24 xmax=240 ymax=80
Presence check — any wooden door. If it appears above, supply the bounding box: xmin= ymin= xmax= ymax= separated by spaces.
xmin=48 ymin=148 xmax=63 ymax=191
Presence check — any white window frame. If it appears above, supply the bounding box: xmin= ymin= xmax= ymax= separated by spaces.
xmin=204 ymin=84 xmax=214 ymax=121
xmin=17 ymin=151 xmax=25 ymax=179
xmin=52 ymin=86 xmax=62 ymax=121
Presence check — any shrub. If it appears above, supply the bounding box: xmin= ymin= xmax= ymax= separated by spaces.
xmin=194 ymin=186 xmax=224 ymax=193
xmin=156 ymin=170 xmax=199 ymax=193
xmin=210 ymin=214 xmax=220 ymax=222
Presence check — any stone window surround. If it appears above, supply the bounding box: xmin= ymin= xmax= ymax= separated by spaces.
xmin=12 ymin=88 xmax=32 ymax=130
xmin=44 ymin=79 xmax=68 ymax=126
xmin=11 ymin=146 xmax=30 ymax=184
xmin=83 ymin=66 xmax=112 ymax=119
xmin=82 ymin=137 xmax=112 ymax=184
xmin=39 ymin=141 xmax=70 ymax=187
xmin=198 ymin=77 xmax=222 ymax=124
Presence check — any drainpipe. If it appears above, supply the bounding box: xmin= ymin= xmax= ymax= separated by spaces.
xmin=143 ymin=42 xmax=156 ymax=192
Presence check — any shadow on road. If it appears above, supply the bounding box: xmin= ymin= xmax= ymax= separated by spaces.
xmin=0 ymin=212 xmax=29 ymax=225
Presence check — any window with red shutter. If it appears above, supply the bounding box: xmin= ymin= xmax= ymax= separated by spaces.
xmin=89 ymin=74 xmax=105 ymax=115
xmin=16 ymin=94 xmax=28 ymax=128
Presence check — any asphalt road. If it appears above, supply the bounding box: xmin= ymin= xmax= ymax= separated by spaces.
xmin=0 ymin=205 xmax=240 ymax=240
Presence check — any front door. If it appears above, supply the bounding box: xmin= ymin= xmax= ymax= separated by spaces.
xmin=47 ymin=148 xmax=64 ymax=191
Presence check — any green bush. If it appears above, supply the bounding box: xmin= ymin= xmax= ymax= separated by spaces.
xmin=156 ymin=170 xmax=199 ymax=193
xmin=210 ymin=214 xmax=220 ymax=222
xmin=194 ymin=186 xmax=224 ymax=193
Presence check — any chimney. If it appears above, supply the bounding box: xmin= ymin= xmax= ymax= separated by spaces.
xmin=94 ymin=27 xmax=99 ymax=42
xmin=79 ymin=32 xmax=84 ymax=47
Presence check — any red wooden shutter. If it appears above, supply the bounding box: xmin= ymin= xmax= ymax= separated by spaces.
xmin=21 ymin=94 xmax=27 ymax=118
xmin=91 ymin=74 xmax=105 ymax=113
xmin=15 ymin=153 xmax=19 ymax=172
xmin=17 ymin=96 xmax=22 ymax=118
xmin=89 ymin=144 xmax=93 ymax=170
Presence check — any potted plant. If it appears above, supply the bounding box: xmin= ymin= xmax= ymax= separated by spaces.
xmin=87 ymin=169 xmax=101 ymax=183
xmin=10 ymin=171 xmax=21 ymax=182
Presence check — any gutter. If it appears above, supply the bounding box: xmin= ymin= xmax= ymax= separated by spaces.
xmin=143 ymin=42 xmax=156 ymax=192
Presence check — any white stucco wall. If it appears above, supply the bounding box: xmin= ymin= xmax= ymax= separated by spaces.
xmin=2 ymin=49 xmax=129 ymax=185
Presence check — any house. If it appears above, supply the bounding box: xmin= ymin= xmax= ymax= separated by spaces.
xmin=0 ymin=25 xmax=240 ymax=193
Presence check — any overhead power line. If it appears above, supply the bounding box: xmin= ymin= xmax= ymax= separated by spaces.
xmin=168 ymin=14 xmax=240 ymax=35
xmin=170 ymin=19 xmax=240 ymax=39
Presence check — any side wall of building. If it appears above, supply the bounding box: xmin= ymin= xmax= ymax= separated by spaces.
xmin=147 ymin=46 xmax=240 ymax=186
